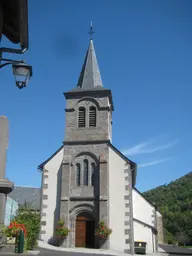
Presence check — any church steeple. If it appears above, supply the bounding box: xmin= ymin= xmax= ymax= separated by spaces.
xmin=64 ymin=25 xmax=114 ymax=143
xmin=77 ymin=39 xmax=103 ymax=89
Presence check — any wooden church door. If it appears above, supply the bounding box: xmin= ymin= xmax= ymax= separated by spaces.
xmin=75 ymin=216 xmax=86 ymax=247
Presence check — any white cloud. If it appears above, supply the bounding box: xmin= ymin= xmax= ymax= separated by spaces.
xmin=138 ymin=158 xmax=174 ymax=168
xmin=122 ymin=139 xmax=179 ymax=156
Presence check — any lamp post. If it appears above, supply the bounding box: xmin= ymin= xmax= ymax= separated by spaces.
xmin=0 ymin=58 xmax=32 ymax=89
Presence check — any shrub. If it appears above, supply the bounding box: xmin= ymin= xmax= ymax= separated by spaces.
xmin=3 ymin=222 xmax=27 ymax=238
xmin=12 ymin=207 xmax=40 ymax=250
xmin=0 ymin=224 xmax=7 ymax=245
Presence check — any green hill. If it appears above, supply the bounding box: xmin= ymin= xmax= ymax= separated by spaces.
xmin=143 ymin=172 xmax=192 ymax=244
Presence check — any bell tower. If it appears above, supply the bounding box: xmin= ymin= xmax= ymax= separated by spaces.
xmin=60 ymin=28 xmax=114 ymax=249
xmin=64 ymin=39 xmax=114 ymax=144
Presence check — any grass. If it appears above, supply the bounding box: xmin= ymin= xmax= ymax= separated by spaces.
xmin=179 ymin=245 xmax=192 ymax=248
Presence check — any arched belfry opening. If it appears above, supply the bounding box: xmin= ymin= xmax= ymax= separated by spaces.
xmin=75 ymin=212 xmax=95 ymax=248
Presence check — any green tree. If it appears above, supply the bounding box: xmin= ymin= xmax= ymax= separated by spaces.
xmin=143 ymin=172 xmax=192 ymax=245
xmin=175 ymin=232 xmax=189 ymax=246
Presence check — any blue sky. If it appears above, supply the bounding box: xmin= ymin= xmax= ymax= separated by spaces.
xmin=0 ymin=0 xmax=192 ymax=192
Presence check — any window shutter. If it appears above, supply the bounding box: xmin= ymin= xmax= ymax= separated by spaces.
xmin=89 ymin=106 xmax=96 ymax=127
xmin=78 ymin=107 xmax=85 ymax=127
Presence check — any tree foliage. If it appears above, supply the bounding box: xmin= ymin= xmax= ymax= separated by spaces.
xmin=12 ymin=207 xmax=40 ymax=250
xmin=143 ymin=172 xmax=192 ymax=244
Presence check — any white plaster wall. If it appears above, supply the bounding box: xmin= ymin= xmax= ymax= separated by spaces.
xmin=40 ymin=147 xmax=64 ymax=242
xmin=133 ymin=188 xmax=154 ymax=226
xmin=134 ymin=221 xmax=154 ymax=254
xmin=153 ymin=231 xmax=156 ymax=251
xmin=108 ymin=147 xmax=126 ymax=252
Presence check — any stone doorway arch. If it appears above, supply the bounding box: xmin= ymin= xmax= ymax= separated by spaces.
xmin=75 ymin=212 xmax=95 ymax=248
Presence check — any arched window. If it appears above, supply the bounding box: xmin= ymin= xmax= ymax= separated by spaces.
xmin=76 ymin=163 xmax=81 ymax=186
xmin=78 ymin=107 xmax=86 ymax=127
xmin=83 ymin=159 xmax=89 ymax=186
xmin=89 ymin=106 xmax=96 ymax=127
xmin=91 ymin=162 xmax=96 ymax=186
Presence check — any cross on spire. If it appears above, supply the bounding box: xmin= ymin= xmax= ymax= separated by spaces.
xmin=88 ymin=21 xmax=95 ymax=40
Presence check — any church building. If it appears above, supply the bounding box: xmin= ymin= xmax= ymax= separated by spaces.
xmin=38 ymin=36 xmax=163 ymax=254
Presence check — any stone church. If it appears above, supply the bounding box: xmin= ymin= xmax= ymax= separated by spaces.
xmin=38 ymin=38 xmax=163 ymax=254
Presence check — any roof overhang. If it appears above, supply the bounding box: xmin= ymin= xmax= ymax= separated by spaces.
xmin=0 ymin=0 xmax=28 ymax=50
xmin=37 ymin=143 xmax=137 ymax=186
xmin=64 ymin=88 xmax=114 ymax=111
xmin=37 ymin=145 xmax=63 ymax=171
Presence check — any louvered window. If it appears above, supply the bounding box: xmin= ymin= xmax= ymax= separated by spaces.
xmin=91 ymin=162 xmax=96 ymax=186
xmin=89 ymin=106 xmax=96 ymax=127
xmin=78 ymin=107 xmax=86 ymax=127
xmin=76 ymin=163 xmax=81 ymax=186
xmin=83 ymin=159 xmax=89 ymax=186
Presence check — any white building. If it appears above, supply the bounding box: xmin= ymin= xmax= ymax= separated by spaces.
xmin=38 ymin=37 xmax=163 ymax=254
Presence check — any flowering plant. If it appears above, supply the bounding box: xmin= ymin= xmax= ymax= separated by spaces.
xmin=55 ymin=220 xmax=70 ymax=238
xmin=3 ymin=221 xmax=27 ymax=238
xmin=95 ymin=220 xmax=112 ymax=239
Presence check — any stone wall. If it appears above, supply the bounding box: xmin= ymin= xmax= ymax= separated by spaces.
xmin=60 ymin=143 xmax=109 ymax=248
xmin=157 ymin=212 xmax=164 ymax=244
xmin=64 ymin=93 xmax=111 ymax=143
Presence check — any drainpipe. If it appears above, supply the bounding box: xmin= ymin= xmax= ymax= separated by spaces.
xmin=67 ymin=161 xmax=71 ymax=247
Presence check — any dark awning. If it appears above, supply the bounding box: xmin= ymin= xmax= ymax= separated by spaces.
xmin=0 ymin=0 xmax=28 ymax=49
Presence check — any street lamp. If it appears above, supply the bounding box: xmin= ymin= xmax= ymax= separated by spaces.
xmin=0 ymin=58 xmax=32 ymax=89
xmin=12 ymin=63 xmax=32 ymax=89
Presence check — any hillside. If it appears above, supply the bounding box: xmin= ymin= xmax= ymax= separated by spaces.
xmin=143 ymin=172 xmax=192 ymax=244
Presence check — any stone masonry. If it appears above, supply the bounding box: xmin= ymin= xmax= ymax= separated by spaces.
xmin=0 ymin=116 xmax=14 ymax=225
xmin=123 ymin=164 xmax=134 ymax=254
xmin=59 ymin=85 xmax=113 ymax=248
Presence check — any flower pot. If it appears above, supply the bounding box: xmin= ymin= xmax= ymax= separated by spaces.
xmin=7 ymin=237 xmax=16 ymax=244
xmin=57 ymin=236 xmax=67 ymax=247
xmin=98 ymin=237 xmax=108 ymax=249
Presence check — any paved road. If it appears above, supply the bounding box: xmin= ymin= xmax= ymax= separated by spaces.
xmin=0 ymin=248 xmax=114 ymax=256
xmin=159 ymin=244 xmax=192 ymax=255
xmin=38 ymin=248 xmax=114 ymax=256
xmin=1 ymin=246 xmax=192 ymax=256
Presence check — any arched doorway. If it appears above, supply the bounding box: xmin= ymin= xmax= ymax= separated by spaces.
xmin=75 ymin=212 xmax=95 ymax=248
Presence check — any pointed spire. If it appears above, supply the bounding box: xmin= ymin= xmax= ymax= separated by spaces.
xmin=77 ymin=26 xmax=103 ymax=89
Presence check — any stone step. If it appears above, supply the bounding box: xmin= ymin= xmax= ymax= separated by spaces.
xmin=0 ymin=244 xmax=15 ymax=253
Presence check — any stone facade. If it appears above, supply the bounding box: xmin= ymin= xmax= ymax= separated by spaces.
xmin=64 ymin=92 xmax=112 ymax=143
xmin=157 ymin=213 xmax=164 ymax=244
xmin=0 ymin=116 xmax=14 ymax=226
xmin=61 ymin=80 xmax=113 ymax=248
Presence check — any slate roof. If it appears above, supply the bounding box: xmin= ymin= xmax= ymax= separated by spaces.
xmin=8 ymin=186 xmax=41 ymax=211
xmin=76 ymin=39 xmax=103 ymax=89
